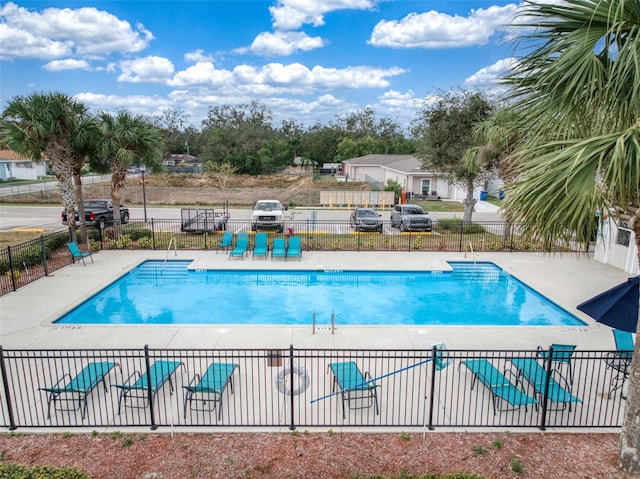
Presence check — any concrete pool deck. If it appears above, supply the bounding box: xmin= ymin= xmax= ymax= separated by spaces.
xmin=0 ymin=249 xmax=634 ymax=352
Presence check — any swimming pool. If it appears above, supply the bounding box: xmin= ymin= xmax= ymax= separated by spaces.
xmin=55 ymin=261 xmax=586 ymax=326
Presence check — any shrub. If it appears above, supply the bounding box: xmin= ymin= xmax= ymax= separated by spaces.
xmin=137 ymin=237 xmax=154 ymax=249
xmin=0 ymin=463 xmax=91 ymax=478
xmin=121 ymin=226 xmax=152 ymax=241
xmin=435 ymin=219 xmax=486 ymax=234
xmin=112 ymin=234 xmax=132 ymax=249
xmin=44 ymin=233 xmax=68 ymax=250
xmin=88 ymin=239 xmax=101 ymax=252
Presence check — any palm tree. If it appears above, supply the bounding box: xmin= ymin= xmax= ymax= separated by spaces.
xmin=0 ymin=92 xmax=90 ymax=243
xmin=503 ymin=1 xmax=639 ymax=472
xmin=96 ymin=111 xmax=163 ymax=227
xmin=70 ymin=117 xmax=100 ymax=244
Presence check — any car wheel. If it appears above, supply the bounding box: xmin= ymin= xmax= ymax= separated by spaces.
xmin=277 ymin=225 xmax=283 ymax=233
xmin=251 ymin=225 xmax=257 ymax=231
xmin=122 ymin=213 xmax=130 ymax=224
xmin=400 ymin=222 xmax=406 ymax=232
xmin=378 ymin=226 xmax=383 ymax=233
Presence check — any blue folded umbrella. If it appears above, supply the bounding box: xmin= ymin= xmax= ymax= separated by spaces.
xmin=577 ymin=276 xmax=639 ymax=333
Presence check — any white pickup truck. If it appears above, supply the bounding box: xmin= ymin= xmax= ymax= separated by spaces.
xmin=250 ymin=200 xmax=287 ymax=233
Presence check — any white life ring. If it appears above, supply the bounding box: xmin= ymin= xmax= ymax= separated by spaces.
xmin=275 ymin=364 xmax=310 ymax=396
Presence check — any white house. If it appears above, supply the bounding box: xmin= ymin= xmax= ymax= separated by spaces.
xmin=341 ymin=154 xmax=482 ymax=200
xmin=594 ymin=215 xmax=639 ymax=274
xmin=0 ymin=150 xmax=47 ymax=180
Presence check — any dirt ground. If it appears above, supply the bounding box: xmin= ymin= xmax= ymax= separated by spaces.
xmin=0 ymin=431 xmax=631 ymax=479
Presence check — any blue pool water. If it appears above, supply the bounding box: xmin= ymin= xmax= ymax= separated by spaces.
xmin=55 ymin=261 xmax=586 ymax=326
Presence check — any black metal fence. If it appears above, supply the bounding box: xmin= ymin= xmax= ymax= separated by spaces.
xmin=0 ymin=345 xmax=628 ymax=430
xmin=100 ymin=219 xmax=588 ymax=254
xmin=0 ymin=218 xmax=592 ymax=296
xmin=0 ymin=230 xmax=71 ymax=295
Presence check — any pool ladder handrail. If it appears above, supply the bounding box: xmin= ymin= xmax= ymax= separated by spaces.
xmin=465 ymin=241 xmax=477 ymax=268
xmin=311 ymin=309 xmax=336 ymax=335
xmin=162 ymin=237 xmax=178 ymax=272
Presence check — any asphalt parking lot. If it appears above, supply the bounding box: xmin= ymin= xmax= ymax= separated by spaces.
xmin=0 ymin=202 xmax=501 ymax=233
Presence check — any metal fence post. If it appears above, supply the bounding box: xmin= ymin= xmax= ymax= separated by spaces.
xmin=0 ymin=347 xmax=17 ymax=430
xmin=143 ymin=344 xmax=157 ymax=430
xmin=7 ymin=246 xmax=16 ymax=292
xmin=40 ymin=235 xmax=48 ymax=276
xmin=289 ymin=344 xmax=296 ymax=430
xmin=538 ymin=346 xmax=554 ymax=431
xmin=426 ymin=345 xmax=438 ymax=430
xmin=151 ymin=219 xmax=156 ymax=250
xmin=458 ymin=221 xmax=464 ymax=252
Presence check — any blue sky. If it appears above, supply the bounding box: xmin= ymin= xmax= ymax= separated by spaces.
xmin=1 ymin=1 xmax=523 ymax=130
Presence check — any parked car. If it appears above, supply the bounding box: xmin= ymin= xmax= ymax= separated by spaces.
xmin=251 ymin=199 xmax=287 ymax=233
xmin=390 ymin=204 xmax=432 ymax=232
xmin=350 ymin=207 xmax=383 ymax=233
xmin=62 ymin=199 xmax=129 ymax=229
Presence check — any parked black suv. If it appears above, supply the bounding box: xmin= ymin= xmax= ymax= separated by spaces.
xmin=390 ymin=204 xmax=432 ymax=232
xmin=350 ymin=207 xmax=383 ymax=233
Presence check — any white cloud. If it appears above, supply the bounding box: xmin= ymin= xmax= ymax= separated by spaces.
xmin=184 ymin=49 xmax=214 ymax=63
xmin=0 ymin=23 xmax=71 ymax=60
xmin=75 ymin=92 xmax=173 ymax=116
xmin=464 ymin=57 xmax=517 ymax=89
xmin=369 ymin=4 xmax=518 ymax=49
xmin=119 ymin=59 xmax=406 ymax=94
xmin=377 ymin=89 xmax=417 ymax=108
xmin=0 ymin=2 xmax=153 ymax=60
xmin=241 ymin=31 xmax=324 ymax=57
xmin=43 ymin=58 xmax=90 ymax=72
xmin=269 ymin=0 xmax=377 ymax=30
xmin=168 ymin=62 xmax=233 ymax=87
xmin=118 ymin=56 xmax=175 ymax=83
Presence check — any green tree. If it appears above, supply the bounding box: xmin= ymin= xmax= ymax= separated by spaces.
xmin=413 ymin=90 xmax=494 ymax=222
xmin=0 ymin=92 xmax=91 ymax=242
xmin=504 ymin=1 xmax=640 ymax=472
xmin=97 ymin=111 xmax=163 ymax=227
xmin=200 ymin=101 xmax=275 ymax=175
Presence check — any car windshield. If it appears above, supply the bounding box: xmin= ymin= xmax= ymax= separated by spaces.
xmin=406 ymin=207 xmax=424 ymax=215
xmin=256 ymin=202 xmax=279 ymax=211
xmin=84 ymin=201 xmax=109 ymax=208
xmin=358 ymin=210 xmax=377 ymax=218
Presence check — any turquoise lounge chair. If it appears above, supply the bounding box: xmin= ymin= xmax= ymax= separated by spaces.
xmin=252 ymin=233 xmax=268 ymax=260
xmin=462 ymin=359 xmax=537 ymax=415
xmin=113 ymin=360 xmax=183 ymax=413
xmin=286 ymin=236 xmax=301 ymax=261
xmin=509 ymin=357 xmax=581 ymax=410
xmin=183 ymin=362 xmax=239 ymax=419
xmin=271 ymin=237 xmax=286 ymax=260
xmin=216 ymin=231 xmax=233 ymax=253
xmin=605 ymin=329 xmax=634 ymax=398
xmin=536 ymin=343 xmax=577 ymax=384
xmin=328 ymin=361 xmax=379 ymax=419
xmin=229 ymin=233 xmax=249 ymax=259
xmin=67 ymin=242 xmax=93 ymax=266
xmin=39 ymin=361 xmax=118 ymax=419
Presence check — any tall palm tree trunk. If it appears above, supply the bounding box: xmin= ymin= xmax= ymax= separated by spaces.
xmin=48 ymin=144 xmax=77 ymax=243
xmin=620 ymin=213 xmax=640 ymax=473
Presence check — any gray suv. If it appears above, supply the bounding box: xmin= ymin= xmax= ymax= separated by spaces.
xmin=390 ymin=204 xmax=432 ymax=232
xmin=350 ymin=207 xmax=383 ymax=233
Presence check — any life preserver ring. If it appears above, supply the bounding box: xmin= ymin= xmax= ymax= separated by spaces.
xmin=275 ymin=364 xmax=310 ymax=396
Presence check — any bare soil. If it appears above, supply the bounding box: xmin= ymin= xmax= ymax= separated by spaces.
xmin=0 ymin=432 xmax=632 ymax=479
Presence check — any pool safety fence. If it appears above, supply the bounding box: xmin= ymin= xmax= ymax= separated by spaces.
xmin=0 ymin=345 xmax=629 ymax=431
xmin=0 ymin=218 xmax=593 ymax=296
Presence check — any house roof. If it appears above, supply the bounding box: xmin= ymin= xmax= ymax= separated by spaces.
xmin=0 ymin=149 xmax=36 ymax=162
xmin=343 ymin=154 xmax=428 ymax=174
